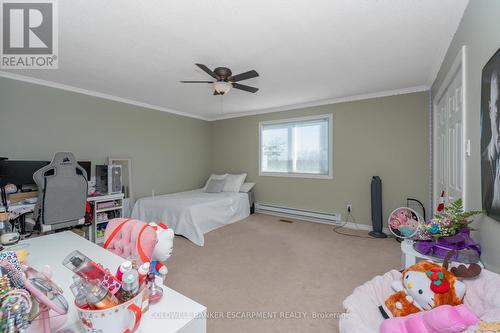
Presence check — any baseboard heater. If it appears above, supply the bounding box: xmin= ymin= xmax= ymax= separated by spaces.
xmin=255 ymin=203 xmax=341 ymax=224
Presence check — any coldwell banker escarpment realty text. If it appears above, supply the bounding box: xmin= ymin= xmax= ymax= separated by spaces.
xmin=1 ymin=0 xmax=58 ymax=69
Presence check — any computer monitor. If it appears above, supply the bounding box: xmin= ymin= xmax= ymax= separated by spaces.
xmin=0 ymin=159 xmax=91 ymax=185
xmin=77 ymin=161 xmax=91 ymax=180
xmin=0 ymin=160 xmax=50 ymax=186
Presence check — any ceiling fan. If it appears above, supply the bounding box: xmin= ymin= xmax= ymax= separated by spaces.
xmin=181 ymin=64 xmax=259 ymax=95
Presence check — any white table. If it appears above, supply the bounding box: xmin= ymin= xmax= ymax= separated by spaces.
xmin=400 ymin=239 xmax=437 ymax=269
xmin=19 ymin=231 xmax=206 ymax=332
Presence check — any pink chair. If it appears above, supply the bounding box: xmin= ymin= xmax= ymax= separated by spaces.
xmin=103 ymin=218 xmax=157 ymax=265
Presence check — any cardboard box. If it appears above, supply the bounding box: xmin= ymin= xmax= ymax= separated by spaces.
xmin=8 ymin=191 xmax=38 ymax=204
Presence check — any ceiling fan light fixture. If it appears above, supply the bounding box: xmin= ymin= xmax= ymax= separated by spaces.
xmin=213 ymin=81 xmax=231 ymax=94
xmin=182 ymin=64 xmax=258 ymax=95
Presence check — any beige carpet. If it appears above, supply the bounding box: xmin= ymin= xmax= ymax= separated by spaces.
xmin=167 ymin=213 xmax=400 ymax=333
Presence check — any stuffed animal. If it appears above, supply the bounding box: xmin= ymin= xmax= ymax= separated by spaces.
xmin=148 ymin=222 xmax=174 ymax=278
xmin=398 ymin=217 xmax=419 ymax=238
xmin=389 ymin=209 xmax=420 ymax=238
xmin=389 ymin=218 xmax=402 ymax=230
xmin=380 ymin=260 xmax=466 ymax=318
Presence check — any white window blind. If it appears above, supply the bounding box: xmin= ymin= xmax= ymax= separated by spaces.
xmin=259 ymin=114 xmax=332 ymax=178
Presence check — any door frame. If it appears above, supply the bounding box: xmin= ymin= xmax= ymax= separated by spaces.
xmin=432 ymin=45 xmax=467 ymax=210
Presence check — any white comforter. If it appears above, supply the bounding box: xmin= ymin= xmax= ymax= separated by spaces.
xmin=131 ymin=189 xmax=250 ymax=246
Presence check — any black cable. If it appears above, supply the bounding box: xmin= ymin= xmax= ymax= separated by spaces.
xmin=406 ymin=198 xmax=426 ymax=221
xmin=333 ymin=209 xmax=377 ymax=239
xmin=0 ymin=184 xmax=8 ymax=212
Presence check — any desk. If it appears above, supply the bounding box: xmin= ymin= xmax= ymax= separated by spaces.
xmin=0 ymin=202 xmax=35 ymax=212
xmin=0 ymin=193 xmax=124 ymax=213
xmin=1 ymin=194 xmax=125 ymax=244
xmin=20 ymin=231 xmax=207 ymax=333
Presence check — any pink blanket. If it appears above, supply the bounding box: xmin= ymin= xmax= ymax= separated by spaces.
xmin=340 ymin=269 xmax=500 ymax=333
xmin=380 ymin=304 xmax=479 ymax=333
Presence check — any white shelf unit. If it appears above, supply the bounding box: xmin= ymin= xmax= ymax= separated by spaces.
xmin=87 ymin=193 xmax=124 ymax=245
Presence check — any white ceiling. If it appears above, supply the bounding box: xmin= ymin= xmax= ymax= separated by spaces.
xmin=1 ymin=0 xmax=468 ymax=120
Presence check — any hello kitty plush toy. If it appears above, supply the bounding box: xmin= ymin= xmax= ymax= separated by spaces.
xmin=148 ymin=222 xmax=174 ymax=279
xmin=380 ymin=260 xmax=466 ymax=318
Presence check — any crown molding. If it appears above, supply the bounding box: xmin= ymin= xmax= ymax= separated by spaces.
xmin=0 ymin=71 xmax=211 ymax=121
xmin=211 ymin=85 xmax=429 ymax=120
xmin=0 ymin=71 xmax=428 ymax=122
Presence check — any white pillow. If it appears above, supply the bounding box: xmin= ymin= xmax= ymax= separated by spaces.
xmin=223 ymin=173 xmax=247 ymax=192
xmin=205 ymin=179 xmax=226 ymax=193
xmin=239 ymin=182 xmax=255 ymax=193
xmin=203 ymin=174 xmax=227 ymax=191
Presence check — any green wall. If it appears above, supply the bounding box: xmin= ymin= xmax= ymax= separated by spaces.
xmin=0 ymin=77 xmax=212 ymax=198
xmin=431 ymin=0 xmax=500 ymax=273
xmin=0 ymin=76 xmax=430 ymax=230
xmin=212 ymin=92 xmax=430 ymax=226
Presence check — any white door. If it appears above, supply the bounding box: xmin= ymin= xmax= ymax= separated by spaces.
xmin=433 ymin=47 xmax=466 ymax=207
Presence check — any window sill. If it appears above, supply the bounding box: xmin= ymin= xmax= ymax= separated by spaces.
xmin=259 ymin=172 xmax=333 ymax=180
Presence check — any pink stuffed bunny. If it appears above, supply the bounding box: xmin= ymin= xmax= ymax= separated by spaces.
xmin=380 ymin=304 xmax=479 ymax=333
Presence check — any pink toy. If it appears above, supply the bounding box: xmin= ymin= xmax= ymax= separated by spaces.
xmin=388 ymin=207 xmax=422 ymax=239
xmin=389 ymin=218 xmax=401 ymax=229
xmin=389 ymin=210 xmax=411 ymax=230
xmin=406 ymin=218 xmax=419 ymax=229
xmin=396 ymin=210 xmax=410 ymax=223
xmin=380 ymin=304 xmax=479 ymax=333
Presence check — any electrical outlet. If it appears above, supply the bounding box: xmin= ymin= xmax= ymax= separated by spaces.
xmin=347 ymin=204 xmax=352 ymax=212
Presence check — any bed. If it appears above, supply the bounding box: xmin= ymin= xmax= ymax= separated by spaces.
xmin=131 ymin=189 xmax=251 ymax=246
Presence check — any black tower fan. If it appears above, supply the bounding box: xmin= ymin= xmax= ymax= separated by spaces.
xmin=369 ymin=176 xmax=387 ymax=238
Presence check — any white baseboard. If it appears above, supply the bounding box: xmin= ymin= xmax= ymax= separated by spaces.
xmin=255 ymin=203 xmax=340 ymax=222
xmin=256 ymin=210 xmax=390 ymax=234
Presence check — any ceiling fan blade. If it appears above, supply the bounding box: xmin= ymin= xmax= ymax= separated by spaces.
xmin=195 ymin=63 xmax=218 ymax=79
xmin=232 ymin=83 xmax=259 ymax=93
xmin=180 ymin=81 xmax=213 ymax=83
xmin=228 ymin=70 xmax=259 ymax=82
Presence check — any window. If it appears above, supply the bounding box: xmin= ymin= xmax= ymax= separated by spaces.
xmin=259 ymin=114 xmax=332 ymax=178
